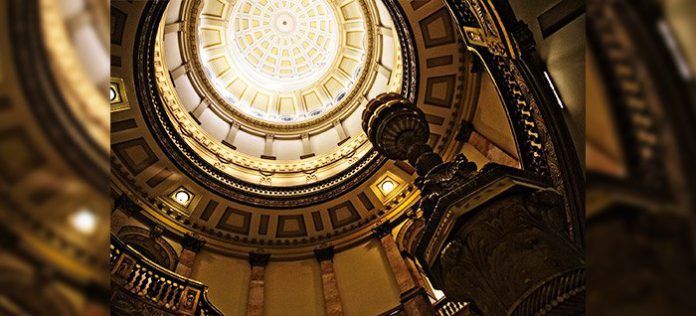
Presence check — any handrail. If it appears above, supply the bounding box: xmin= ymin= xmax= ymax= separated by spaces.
xmin=110 ymin=235 xmax=223 ymax=316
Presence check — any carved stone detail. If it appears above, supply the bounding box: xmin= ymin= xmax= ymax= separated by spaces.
xmin=115 ymin=194 xmax=142 ymax=216
xmin=438 ymin=190 xmax=584 ymax=316
xmin=363 ymin=93 xmax=430 ymax=162
xmin=112 ymin=194 xmax=143 ymax=235
xmin=248 ymin=252 xmax=270 ymax=267
xmin=149 ymin=224 xmax=165 ymax=239
xmin=314 ymin=246 xmax=336 ymax=262
xmin=417 ymin=154 xmax=478 ymax=218
xmin=363 ymin=93 xmax=482 ymax=224
xmin=181 ymin=232 xmax=206 ymax=252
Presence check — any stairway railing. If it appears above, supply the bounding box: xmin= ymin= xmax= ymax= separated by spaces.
xmin=110 ymin=235 xmax=223 ymax=316
xmin=377 ymin=297 xmax=469 ymax=316
xmin=434 ymin=297 xmax=469 ymax=316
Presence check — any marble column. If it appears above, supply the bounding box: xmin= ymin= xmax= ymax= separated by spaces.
xmin=174 ymin=233 xmax=206 ymax=277
xmin=246 ymin=252 xmax=270 ymax=316
xmin=374 ymin=224 xmax=434 ymax=316
xmin=402 ymin=251 xmax=427 ymax=291
xmin=315 ymin=247 xmax=344 ymax=316
xmin=111 ymin=194 xmax=141 ymax=235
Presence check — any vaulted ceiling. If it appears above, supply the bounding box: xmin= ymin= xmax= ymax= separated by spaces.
xmin=110 ymin=0 xmax=519 ymax=259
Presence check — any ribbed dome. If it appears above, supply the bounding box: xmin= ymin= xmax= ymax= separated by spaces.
xmin=197 ymin=0 xmax=370 ymax=124
xmin=228 ymin=0 xmax=340 ymax=92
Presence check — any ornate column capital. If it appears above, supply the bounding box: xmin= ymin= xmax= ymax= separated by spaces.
xmin=314 ymin=246 xmax=335 ymax=262
xmin=149 ymin=224 xmax=165 ymax=239
xmin=248 ymin=252 xmax=270 ymax=267
xmin=510 ymin=21 xmax=536 ymax=57
xmin=372 ymin=222 xmax=394 ymax=238
xmin=181 ymin=232 xmax=206 ymax=252
xmin=455 ymin=121 xmax=474 ymax=142
xmin=114 ymin=194 xmax=142 ymax=216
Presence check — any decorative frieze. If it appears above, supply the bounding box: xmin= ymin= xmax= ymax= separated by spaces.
xmin=111 ymin=194 xmax=142 ymax=234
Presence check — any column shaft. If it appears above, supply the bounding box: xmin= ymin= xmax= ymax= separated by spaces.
xmin=315 ymin=247 xmax=344 ymax=316
xmin=110 ymin=208 xmax=130 ymax=235
xmin=246 ymin=265 xmax=266 ymax=316
xmin=379 ymin=233 xmax=417 ymax=291
xmin=376 ymin=226 xmax=434 ymax=316
xmin=174 ymin=248 xmax=196 ymax=277
xmin=246 ymin=253 xmax=270 ymax=316
xmin=175 ymin=233 xmax=206 ymax=277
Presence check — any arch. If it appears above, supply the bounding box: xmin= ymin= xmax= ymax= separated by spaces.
xmin=117 ymin=226 xmax=179 ymax=270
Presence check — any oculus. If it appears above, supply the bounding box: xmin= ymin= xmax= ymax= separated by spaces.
xmin=197 ymin=0 xmax=369 ymax=124
xmin=228 ymin=0 xmax=340 ymax=91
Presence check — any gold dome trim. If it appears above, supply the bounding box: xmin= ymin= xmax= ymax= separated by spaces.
xmin=180 ymin=0 xmax=379 ymax=134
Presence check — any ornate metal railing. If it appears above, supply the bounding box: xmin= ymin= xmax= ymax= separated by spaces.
xmin=110 ymin=235 xmax=223 ymax=316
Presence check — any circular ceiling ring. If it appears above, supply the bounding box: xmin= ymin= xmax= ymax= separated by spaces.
xmin=136 ymin=0 xmax=392 ymax=208
xmin=181 ymin=0 xmax=378 ymax=133
xmin=136 ymin=0 xmax=416 ymax=207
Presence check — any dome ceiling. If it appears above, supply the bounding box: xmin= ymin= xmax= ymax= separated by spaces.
xmin=199 ymin=0 xmax=360 ymax=125
xmin=111 ymin=0 xmax=479 ymax=258
xmin=155 ymin=0 xmax=403 ymax=202
xmin=226 ymin=0 xmax=341 ymax=97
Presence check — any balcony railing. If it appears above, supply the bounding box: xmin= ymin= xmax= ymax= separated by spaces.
xmin=378 ymin=297 xmax=470 ymax=316
xmin=434 ymin=297 xmax=469 ymax=316
xmin=110 ymin=235 xmax=223 ymax=316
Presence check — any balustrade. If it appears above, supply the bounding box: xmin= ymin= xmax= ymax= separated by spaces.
xmin=110 ymin=235 xmax=222 ymax=316
xmin=434 ymin=298 xmax=469 ymax=316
